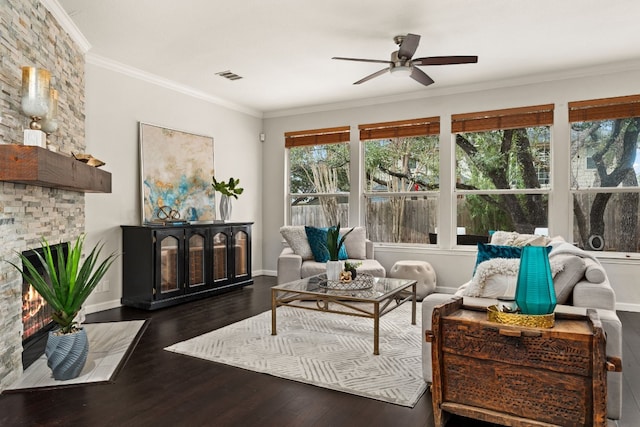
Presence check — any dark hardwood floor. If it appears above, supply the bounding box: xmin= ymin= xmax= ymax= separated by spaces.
xmin=1 ymin=276 xmax=638 ymax=427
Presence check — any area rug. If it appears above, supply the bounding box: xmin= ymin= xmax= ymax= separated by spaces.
xmin=164 ymin=303 xmax=426 ymax=407
xmin=4 ymin=320 xmax=147 ymax=392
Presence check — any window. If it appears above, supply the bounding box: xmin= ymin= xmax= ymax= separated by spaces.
xmin=569 ymin=94 xmax=640 ymax=252
xmin=452 ymin=104 xmax=554 ymax=238
xmin=286 ymin=126 xmax=350 ymax=227
xmin=360 ymin=117 xmax=440 ymax=243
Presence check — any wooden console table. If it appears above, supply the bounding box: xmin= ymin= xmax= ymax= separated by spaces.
xmin=426 ymin=298 xmax=621 ymax=427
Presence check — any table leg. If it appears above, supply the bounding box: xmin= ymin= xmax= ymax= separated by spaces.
xmin=373 ymin=302 xmax=380 ymax=355
xmin=412 ymin=282 xmax=416 ymax=325
xmin=271 ymin=288 xmax=277 ymax=336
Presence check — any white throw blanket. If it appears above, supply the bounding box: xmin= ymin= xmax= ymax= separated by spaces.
xmin=549 ymin=240 xmax=601 ymax=264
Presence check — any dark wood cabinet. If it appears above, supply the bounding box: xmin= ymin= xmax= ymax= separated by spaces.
xmin=121 ymin=222 xmax=253 ymax=310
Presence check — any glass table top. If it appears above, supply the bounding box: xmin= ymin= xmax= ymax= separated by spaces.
xmin=272 ymin=274 xmax=415 ymax=302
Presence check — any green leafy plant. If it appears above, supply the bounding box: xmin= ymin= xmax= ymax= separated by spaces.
xmin=344 ymin=261 xmax=362 ymax=270
xmin=325 ymin=223 xmax=355 ymax=261
xmin=212 ymin=176 xmax=244 ymax=199
xmin=7 ymin=235 xmax=118 ymax=334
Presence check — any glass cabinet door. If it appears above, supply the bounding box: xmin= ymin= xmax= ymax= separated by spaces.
xmin=234 ymin=230 xmax=249 ymax=277
xmin=212 ymin=231 xmax=228 ymax=283
xmin=159 ymin=234 xmax=180 ymax=295
xmin=187 ymin=231 xmax=206 ymax=288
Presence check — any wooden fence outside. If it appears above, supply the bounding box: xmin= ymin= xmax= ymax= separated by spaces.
xmin=290 ymin=194 xmax=640 ymax=251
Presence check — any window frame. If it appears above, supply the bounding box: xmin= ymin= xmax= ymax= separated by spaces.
xmin=359 ymin=117 xmax=441 ymax=245
xmin=452 ymin=104 xmax=554 ymax=244
xmin=568 ymin=94 xmax=640 ymax=252
xmin=285 ymin=126 xmax=351 ymax=227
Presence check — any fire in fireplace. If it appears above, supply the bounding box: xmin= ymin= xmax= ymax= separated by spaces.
xmin=21 ymin=242 xmax=68 ymax=368
xmin=22 ymin=280 xmax=53 ymax=341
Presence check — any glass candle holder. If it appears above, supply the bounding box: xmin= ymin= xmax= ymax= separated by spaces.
xmin=21 ymin=67 xmax=51 ymax=130
xmin=41 ymin=88 xmax=59 ymax=134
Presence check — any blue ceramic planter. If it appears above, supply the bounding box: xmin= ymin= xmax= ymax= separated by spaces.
xmin=45 ymin=328 xmax=89 ymax=380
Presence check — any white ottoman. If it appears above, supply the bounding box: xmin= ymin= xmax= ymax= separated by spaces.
xmin=389 ymin=260 xmax=437 ymax=300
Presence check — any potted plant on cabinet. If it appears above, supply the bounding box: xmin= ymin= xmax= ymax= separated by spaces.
xmin=8 ymin=234 xmax=117 ymax=380
xmin=212 ymin=176 xmax=244 ymax=221
xmin=324 ymin=223 xmax=354 ymax=282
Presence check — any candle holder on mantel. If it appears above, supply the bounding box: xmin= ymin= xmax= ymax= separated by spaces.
xmin=20 ymin=66 xmax=51 ymax=148
xmin=40 ymin=88 xmax=59 ymax=150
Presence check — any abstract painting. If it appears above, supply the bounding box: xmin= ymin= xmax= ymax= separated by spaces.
xmin=139 ymin=123 xmax=215 ymax=224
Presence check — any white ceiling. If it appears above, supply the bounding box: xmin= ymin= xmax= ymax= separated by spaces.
xmin=56 ymin=0 xmax=640 ymax=116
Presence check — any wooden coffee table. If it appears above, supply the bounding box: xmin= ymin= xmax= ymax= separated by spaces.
xmin=271 ymin=274 xmax=416 ymax=355
xmin=426 ymin=297 xmax=621 ymax=427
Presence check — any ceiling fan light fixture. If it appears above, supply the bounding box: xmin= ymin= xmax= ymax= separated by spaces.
xmin=390 ymin=66 xmax=412 ymax=78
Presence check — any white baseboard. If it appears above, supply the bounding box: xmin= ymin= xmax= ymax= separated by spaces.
xmin=258 ymin=269 xmax=276 ymax=277
xmin=84 ymin=299 xmax=122 ymax=315
xmin=614 ymin=302 xmax=640 ymax=312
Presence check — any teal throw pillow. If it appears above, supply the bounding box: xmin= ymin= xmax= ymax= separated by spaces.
xmin=473 ymin=242 xmax=551 ymax=276
xmin=473 ymin=242 xmax=522 ymax=276
xmin=304 ymin=226 xmax=348 ymax=262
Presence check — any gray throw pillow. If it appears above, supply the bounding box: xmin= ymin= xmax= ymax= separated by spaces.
xmin=341 ymin=226 xmax=367 ymax=260
xmin=552 ymin=254 xmax=586 ymax=304
xmin=280 ymin=226 xmax=314 ymax=260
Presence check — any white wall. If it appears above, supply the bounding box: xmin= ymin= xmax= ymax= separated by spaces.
xmin=262 ymin=67 xmax=640 ymax=311
xmin=83 ymin=63 xmax=263 ymax=313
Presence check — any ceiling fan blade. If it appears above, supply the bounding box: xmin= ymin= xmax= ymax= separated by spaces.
xmin=410 ymin=67 xmax=435 ymax=86
xmin=354 ymin=67 xmax=389 ymax=85
xmin=413 ymin=55 xmax=478 ymax=66
xmin=398 ymin=33 xmax=420 ymax=59
xmin=332 ymin=57 xmax=393 ymax=65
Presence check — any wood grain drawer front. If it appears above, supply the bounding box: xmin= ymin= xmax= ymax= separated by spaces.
xmin=441 ymin=318 xmax=593 ymax=377
xmin=442 ymin=353 xmax=592 ymax=425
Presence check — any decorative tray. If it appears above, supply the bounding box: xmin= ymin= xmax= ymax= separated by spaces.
xmin=319 ymin=273 xmax=374 ymax=290
xmin=487 ymin=304 xmax=555 ymax=328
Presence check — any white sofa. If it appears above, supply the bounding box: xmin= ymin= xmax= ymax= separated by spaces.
xmin=421 ymin=231 xmax=623 ymax=424
xmin=277 ymin=226 xmax=385 ymax=285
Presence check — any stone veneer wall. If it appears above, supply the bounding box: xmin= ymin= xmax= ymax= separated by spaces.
xmin=0 ymin=0 xmax=86 ymax=390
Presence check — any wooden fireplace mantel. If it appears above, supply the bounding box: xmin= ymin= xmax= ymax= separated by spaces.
xmin=0 ymin=145 xmax=111 ymax=193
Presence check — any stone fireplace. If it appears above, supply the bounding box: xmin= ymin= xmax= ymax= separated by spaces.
xmin=0 ymin=1 xmax=87 ymax=390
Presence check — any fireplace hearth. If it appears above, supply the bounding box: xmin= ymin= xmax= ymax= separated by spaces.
xmin=20 ymin=243 xmax=68 ymax=369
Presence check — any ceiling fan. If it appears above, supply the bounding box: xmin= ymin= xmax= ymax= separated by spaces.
xmin=332 ymin=33 xmax=478 ymax=86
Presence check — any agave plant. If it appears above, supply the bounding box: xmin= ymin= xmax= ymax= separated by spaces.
xmin=8 ymin=235 xmax=117 ymax=334
xmin=325 ymin=223 xmax=355 ymax=261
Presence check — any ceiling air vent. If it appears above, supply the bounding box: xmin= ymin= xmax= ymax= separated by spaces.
xmin=215 ymin=70 xmax=243 ymax=81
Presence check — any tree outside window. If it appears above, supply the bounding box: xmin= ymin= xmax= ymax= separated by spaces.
xmin=286 ymin=127 xmax=350 ymax=227
xmin=453 ymin=105 xmax=553 ymax=237
xmin=363 ymin=135 xmax=439 ymax=243
xmin=570 ymin=96 xmax=640 ymax=252
xmin=361 ymin=117 xmax=439 ymax=243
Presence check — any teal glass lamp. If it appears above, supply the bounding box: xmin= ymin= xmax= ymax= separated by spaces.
xmin=514 ymin=246 xmax=556 ymax=315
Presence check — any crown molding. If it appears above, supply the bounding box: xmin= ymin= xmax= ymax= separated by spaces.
xmin=41 ymin=0 xmax=91 ymax=53
xmin=263 ymin=59 xmax=640 ymax=118
xmin=86 ymin=53 xmax=262 ymax=118
xmin=40 ymin=0 xmax=261 ymax=117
